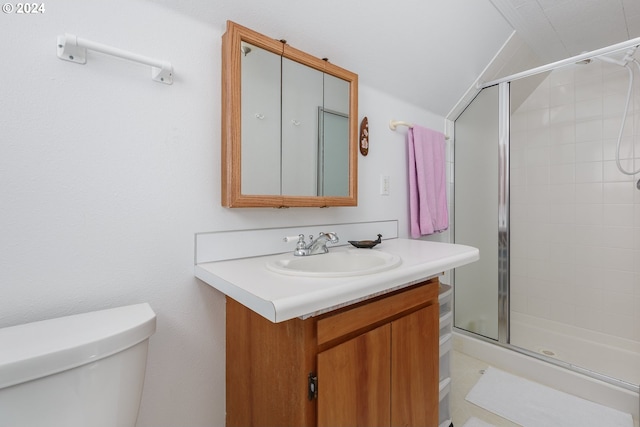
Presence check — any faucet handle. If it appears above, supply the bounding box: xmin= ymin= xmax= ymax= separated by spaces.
xmin=284 ymin=234 xmax=307 ymax=250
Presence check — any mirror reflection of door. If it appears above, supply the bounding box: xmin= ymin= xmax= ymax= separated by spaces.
xmin=321 ymin=73 xmax=350 ymax=197
xmin=318 ymin=108 xmax=349 ymax=196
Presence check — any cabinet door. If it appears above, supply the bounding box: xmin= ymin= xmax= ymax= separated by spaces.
xmin=317 ymin=323 xmax=391 ymax=427
xmin=281 ymin=57 xmax=324 ymax=196
xmin=391 ymin=304 xmax=439 ymax=427
xmin=240 ymin=42 xmax=282 ymax=195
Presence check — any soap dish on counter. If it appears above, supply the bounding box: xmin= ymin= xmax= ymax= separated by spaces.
xmin=348 ymin=234 xmax=382 ymax=249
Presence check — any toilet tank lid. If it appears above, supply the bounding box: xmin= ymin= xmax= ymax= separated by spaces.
xmin=0 ymin=303 xmax=156 ymax=389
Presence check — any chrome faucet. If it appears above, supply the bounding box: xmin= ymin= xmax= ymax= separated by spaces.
xmin=290 ymin=232 xmax=339 ymax=256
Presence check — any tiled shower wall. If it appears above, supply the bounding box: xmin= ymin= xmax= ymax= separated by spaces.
xmin=509 ymin=59 xmax=640 ymax=343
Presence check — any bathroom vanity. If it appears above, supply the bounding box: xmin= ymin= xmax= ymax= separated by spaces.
xmin=227 ymin=276 xmax=439 ymax=426
xmin=195 ymin=237 xmax=479 ymax=427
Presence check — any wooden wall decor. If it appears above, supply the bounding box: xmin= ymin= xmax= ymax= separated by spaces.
xmin=359 ymin=116 xmax=369 ymax=156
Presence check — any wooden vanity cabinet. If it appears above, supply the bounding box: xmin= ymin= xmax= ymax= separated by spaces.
xmin=226 ymin=277 xmax=440 ymax=427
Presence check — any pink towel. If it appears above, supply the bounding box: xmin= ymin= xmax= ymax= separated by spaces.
xmin=408 ymin=125 xmax=448 ymax=238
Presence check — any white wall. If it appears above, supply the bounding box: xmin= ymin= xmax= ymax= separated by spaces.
xmin=0 ymin=1 xmax=447 ymax=425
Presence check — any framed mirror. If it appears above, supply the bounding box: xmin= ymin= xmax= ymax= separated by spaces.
xmin=221 ymin=21 xmax=358 ymax=207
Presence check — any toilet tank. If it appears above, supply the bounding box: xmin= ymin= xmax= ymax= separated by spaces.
xmin=0 ymin=303 xmax=156 ymax=427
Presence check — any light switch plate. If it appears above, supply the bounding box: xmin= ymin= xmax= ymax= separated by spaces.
xmin=380 ymin=175 xmax=390 ymax=195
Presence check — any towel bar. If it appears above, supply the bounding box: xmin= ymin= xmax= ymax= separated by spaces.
xmin=389 ymin=120 xmax=450 ymax=139
xmin=56 ymin=33 xmax=173 ymax=84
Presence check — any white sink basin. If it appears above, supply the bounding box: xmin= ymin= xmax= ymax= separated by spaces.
xmin=266 ymin=249 xmax=402 ymax=278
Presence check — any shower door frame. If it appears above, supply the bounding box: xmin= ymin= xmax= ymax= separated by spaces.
xmin=452 ymin=80 xmax=510 ymax=346
xmin=497 ymin=82 xmax=509 ymax=345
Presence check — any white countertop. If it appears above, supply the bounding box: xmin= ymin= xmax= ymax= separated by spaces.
xmin=195 ymin=238 xmax=479 ymax=323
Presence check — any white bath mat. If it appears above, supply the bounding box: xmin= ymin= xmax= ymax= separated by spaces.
xmin=462 ymin=416 xmax=497 ymax=427
xmin=465 ymin=367 xmax=633 ymax=427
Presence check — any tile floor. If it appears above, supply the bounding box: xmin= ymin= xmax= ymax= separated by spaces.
xmin=450 ymin=350 xmax=639 ymax=427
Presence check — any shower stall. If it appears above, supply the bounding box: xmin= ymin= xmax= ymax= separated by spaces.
xmin=453 ymin=37 xmax=640 ymax=400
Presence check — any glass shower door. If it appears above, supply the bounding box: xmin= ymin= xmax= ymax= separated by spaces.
xmin=453 ymin=84 xmax=501 ymax=340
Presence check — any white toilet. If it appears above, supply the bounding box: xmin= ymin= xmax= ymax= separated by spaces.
xmin=0 ymin=303 xmax=156 ymax=427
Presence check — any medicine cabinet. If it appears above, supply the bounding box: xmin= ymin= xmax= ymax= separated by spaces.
xmin=221 ymin=21 xmax=358 ymax=208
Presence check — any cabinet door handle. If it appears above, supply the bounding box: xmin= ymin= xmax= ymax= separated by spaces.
xmin=308 ymin=373 xmax=318 ymax=400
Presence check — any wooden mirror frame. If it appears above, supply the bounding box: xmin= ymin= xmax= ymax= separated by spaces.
xmin=221 ymin=20 xmax=358 ymax=208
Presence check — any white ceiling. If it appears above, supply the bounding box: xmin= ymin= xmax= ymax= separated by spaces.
xmin=490 ymin=0 xmax=640 ymax=63
xmin=153 ymin=0 xmax=640 ymax=117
